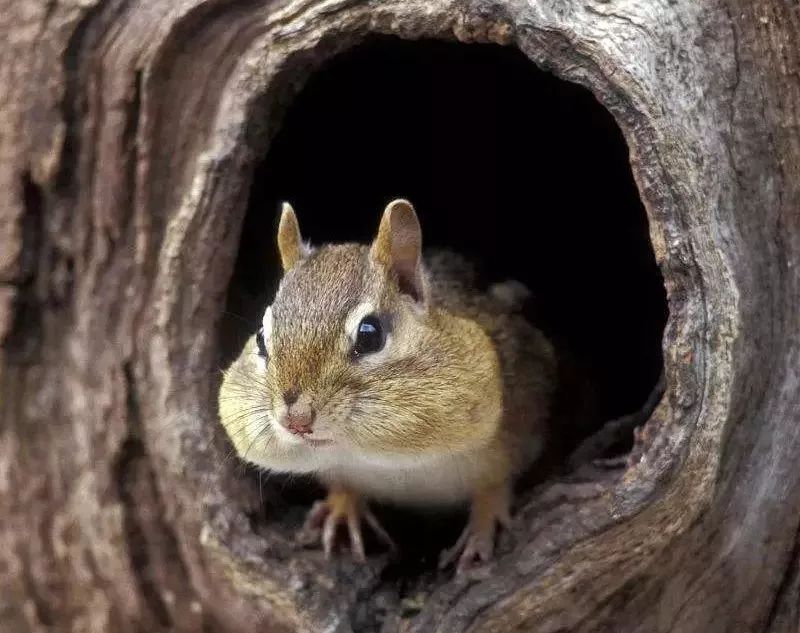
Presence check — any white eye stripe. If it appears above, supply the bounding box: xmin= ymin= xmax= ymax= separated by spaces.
xmin=262 ymin=306 xmax=273 ymax=339
xmin=259 ymin=306 xmax=276 ymax=357
xmin=345 ymin=301 xmax=376 ymax=342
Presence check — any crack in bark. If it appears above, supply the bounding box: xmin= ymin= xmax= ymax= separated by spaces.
xmin=56 ymin=0 xmax=132 ymax=191
xmin=115 ymin=362 xmax=207 ymax=631
xmin=36 ymin=0 xmax=60 ymax=39
xmin=114 ymin=437 xmax=174 ymax=630
xmin=115 ymin=363 xmax=174 ymax=630
xmin=56 ymin=2 xmax=102 ymax=191
xmin=763 ymin=517 xmax=800 ymax=632
xmin=723 ymin=3 xmax=745 ymax=189
xmin=583 ymin=4 xmax=652 ymax=37
xmin=3 ymin=172 xmax=44 ymax=358
xmin=122 ymin=70 xmax=142 ymax=213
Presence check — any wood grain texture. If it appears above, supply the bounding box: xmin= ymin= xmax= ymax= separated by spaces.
xmin=1 ymin=0 xmax=798 ymax=631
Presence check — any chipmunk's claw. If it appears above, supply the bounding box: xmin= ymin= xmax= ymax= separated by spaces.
xmin=298 ymin=489 xmax=395 ymax=562
xmin=439 ymin=522 xmax=495 ymax=574
xmin=439 ymin=487 xmax=511 ymax=576
xmin=456 ymin=530 xmax=494 ymax=575
xmin=321 ymin=501 xmax=367 ymax=562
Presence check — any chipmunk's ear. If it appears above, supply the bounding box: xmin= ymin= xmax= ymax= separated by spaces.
xmin=371 ymin=199 xmax=427 ymax=303
xmin=277 ymin=202 xmax=308 ymax=271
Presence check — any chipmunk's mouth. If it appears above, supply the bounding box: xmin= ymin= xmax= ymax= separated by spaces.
xmin=273 ymin=420 xmax=334 ymax=447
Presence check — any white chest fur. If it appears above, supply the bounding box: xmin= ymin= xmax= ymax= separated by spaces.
xmin=318 ymin=449 xmax=489 ymax=506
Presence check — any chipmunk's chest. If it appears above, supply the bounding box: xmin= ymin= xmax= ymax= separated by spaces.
xmin=321 ymin=451 xmax=487 ymax=506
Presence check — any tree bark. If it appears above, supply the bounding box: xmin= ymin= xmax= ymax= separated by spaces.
xmin=1 ymin=1 xmax=798 ymax=632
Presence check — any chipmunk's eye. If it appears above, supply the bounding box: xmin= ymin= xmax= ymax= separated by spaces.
xmin=255 ymin=327 xmax=268 ymax=358
xmin=353 ymin=315 xmax=385 ymax=356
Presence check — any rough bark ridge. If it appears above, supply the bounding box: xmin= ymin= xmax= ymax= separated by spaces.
xmin=1 ymin=0 xmax=798 ymax=632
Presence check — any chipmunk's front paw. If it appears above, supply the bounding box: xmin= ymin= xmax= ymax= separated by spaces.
xmin=297 ymin=488 xmax=395 ymax=562
xmin=439 ymin=485 xmax=511 ymax=576
xmin=438 ymin=519 xmax=499 ymax=575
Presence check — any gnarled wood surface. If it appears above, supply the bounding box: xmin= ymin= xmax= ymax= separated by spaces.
xmin=1 ymin=1 xmax=798 ymax=632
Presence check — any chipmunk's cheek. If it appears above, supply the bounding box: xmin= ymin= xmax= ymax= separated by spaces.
xmin=310 ymin=406 xmax=345 ymax=442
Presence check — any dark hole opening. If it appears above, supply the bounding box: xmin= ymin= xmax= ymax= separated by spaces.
xmin=221 ymin=36 xmax=668 ymax=587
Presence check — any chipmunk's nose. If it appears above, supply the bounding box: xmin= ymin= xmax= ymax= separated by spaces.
xmin=284 ymin=409 xmax=315 ymax=436
xmin=279 ymin=387 xmax=315 ymax=435
xmin=281 ymin=388 xmax=315 ymax=435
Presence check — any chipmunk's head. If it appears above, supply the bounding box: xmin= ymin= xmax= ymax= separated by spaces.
xmin=218 ymin=199 xmax=500 ymax=471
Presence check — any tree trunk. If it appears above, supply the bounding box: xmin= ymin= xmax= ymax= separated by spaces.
xmin=1 ymin=1 xmax=798 ymax=632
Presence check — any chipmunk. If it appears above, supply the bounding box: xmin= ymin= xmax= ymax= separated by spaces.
xmin=218 ymin=199 xmax=557 ymax=574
